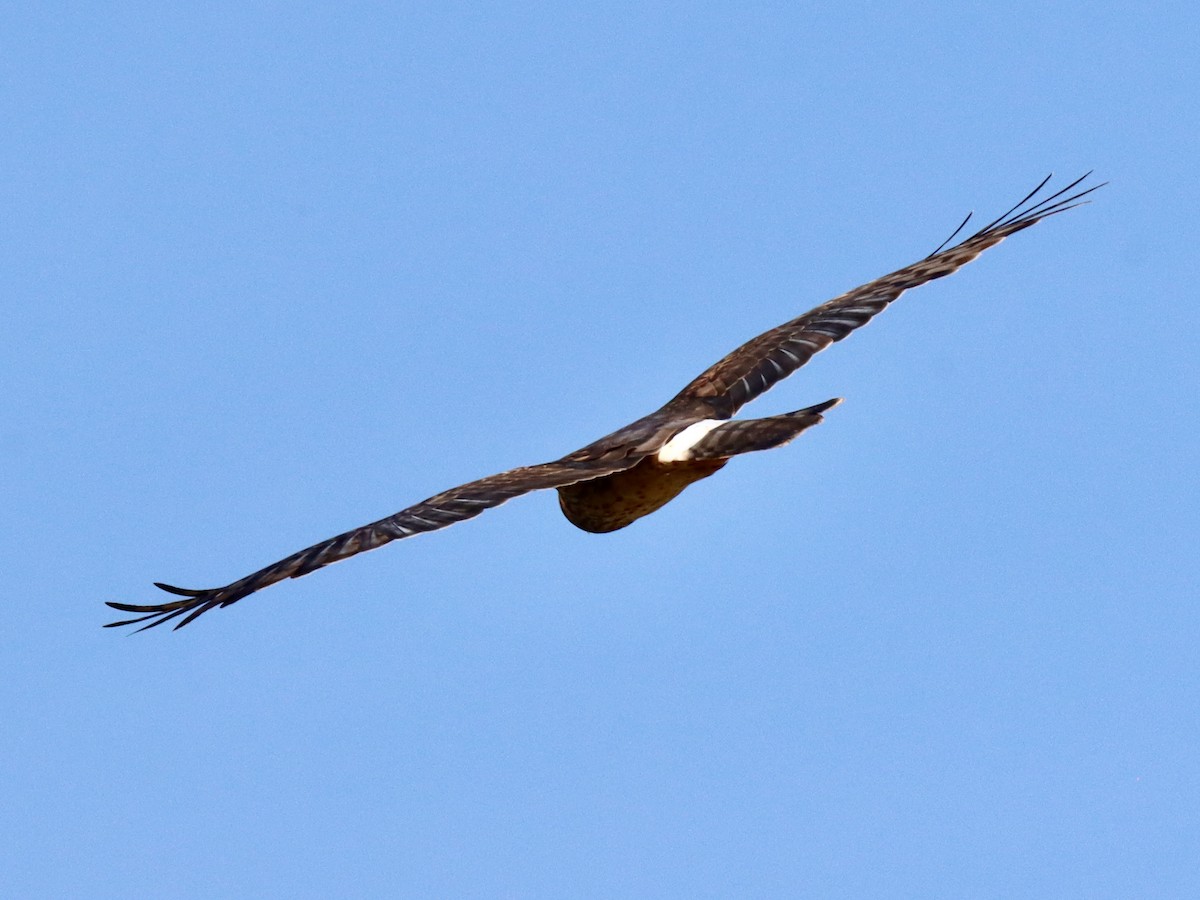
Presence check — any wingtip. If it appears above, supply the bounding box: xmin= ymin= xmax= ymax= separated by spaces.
xmin=106 ymin=600 xmax=153 ymax=613
xmin=810 ymin=397 xmax=844 ymax=415
xmin=153 ymin=582 xmax=200 ymax=596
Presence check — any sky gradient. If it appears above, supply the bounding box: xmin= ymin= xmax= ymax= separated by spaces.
xmin=4 ymin=3 xmax=1198 ymax=897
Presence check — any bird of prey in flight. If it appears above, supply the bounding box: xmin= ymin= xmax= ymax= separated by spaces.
xmin=107 ymin=174 xmax=1101 ymax=631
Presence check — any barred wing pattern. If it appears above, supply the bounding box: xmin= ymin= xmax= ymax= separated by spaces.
xmin=108 ymin=174 xmax=1100 ymax=632
xmin=106 ymin=457 xmax=637 ymax=631
xmin=677 ymin=174 xmax=1101 ymax=417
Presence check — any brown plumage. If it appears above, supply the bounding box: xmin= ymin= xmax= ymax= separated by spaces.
xmin=107 ymin=174 xmax=1101 ymax=631
xmin=558 ymin=457 xmax=731 ymax=533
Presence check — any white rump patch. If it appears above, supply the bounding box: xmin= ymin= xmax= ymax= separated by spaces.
xmin=656 ymin=419 xmax=725 ymax=463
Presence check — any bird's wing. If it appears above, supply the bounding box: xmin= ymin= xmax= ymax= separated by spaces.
xmin=675 ymin=173 xmax=1102 ymax=417
xmin=106 ymin=457 xmax=637 ymax=631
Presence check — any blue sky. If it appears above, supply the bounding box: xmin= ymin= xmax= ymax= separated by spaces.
xmin=4 ymin=2 xmax=1197 ymax=897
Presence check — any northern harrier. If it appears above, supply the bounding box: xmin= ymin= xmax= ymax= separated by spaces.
xmin=107 ymin=174 xmax=1100 ymax=631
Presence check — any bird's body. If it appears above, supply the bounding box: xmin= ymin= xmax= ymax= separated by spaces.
xmin=558 ymin=453 xmax=729 ymax=533
xmin=107 ymin=174 xmax=1101 ymax=631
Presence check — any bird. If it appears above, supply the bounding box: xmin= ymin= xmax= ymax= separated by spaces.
xmin=106 ymin=173 xmax=1101 ymax=631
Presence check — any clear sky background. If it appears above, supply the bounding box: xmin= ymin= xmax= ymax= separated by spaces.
xmin=3 ymin=3 xmax=1197 ymax=897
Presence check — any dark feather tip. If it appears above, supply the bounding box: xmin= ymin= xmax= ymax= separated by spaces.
xmin=154 ymin=582 xmax=203 ymax=597
xmin=106 ymin=601 xmax=157 ymax=613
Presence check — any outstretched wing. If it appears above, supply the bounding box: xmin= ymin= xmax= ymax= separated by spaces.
xmin=676 ymin=173 xmax=1103 ymax=417
xmin=106 ymin=457 xmax=637 ymax=631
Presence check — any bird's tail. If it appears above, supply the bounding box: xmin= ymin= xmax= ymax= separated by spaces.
xmin=688 ymin=398 xmax=842 ymax=459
